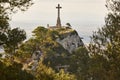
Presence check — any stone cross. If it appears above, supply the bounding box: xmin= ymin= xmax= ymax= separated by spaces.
xmin=56 ymin=4 xmax=62 ymax=28
xmin=56 ymin=4 xmax=62 ymax=18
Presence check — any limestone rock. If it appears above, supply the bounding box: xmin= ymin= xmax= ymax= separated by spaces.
xmin=56 ymin=29 xmax=84 ymax=53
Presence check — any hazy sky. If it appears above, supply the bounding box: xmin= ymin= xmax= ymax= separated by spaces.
xmin=10 ymin=0 xmax=107 ymax=44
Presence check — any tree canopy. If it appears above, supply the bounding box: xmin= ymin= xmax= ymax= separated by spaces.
xmin=88 ymin=0 xmax=120 ymax=79
xmin=4 ymin=28 xmax=26 ymax=55
xmin=0 ymin=0 xmax=33 ymax=46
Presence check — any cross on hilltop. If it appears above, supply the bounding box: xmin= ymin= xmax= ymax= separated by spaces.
xmin=56 ymin=4 xmax=62 ymax=18
xmin=47 ymin=4 xmax=71 ymax=29
xmin=56 ymin=4 xmax=62 ymax=28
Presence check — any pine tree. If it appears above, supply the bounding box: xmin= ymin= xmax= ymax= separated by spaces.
xmin=88 ymin=0 xmax=120 ymax=79
xmin=0 ymin=0 xmax=33 ymax=46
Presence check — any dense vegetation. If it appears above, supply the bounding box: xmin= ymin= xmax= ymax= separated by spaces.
xmin=17 ymin=26 xmax=88 ymax=79
xmin=1 ymin=0 xmax=120 ymax=80
xmin=88 ymin=0 xmax=120 ymax=80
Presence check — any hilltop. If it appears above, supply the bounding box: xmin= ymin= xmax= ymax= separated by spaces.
xmin=17 ymin=26 xmax=84 ymax=71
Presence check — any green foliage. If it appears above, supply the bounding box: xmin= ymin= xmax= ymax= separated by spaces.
xmin=0 ymin=0 xmax=33 ymax=46
xmin=32 ymin=26 xmax=48 ymax=40
xmin=69 ymin=47 xmax=90 ymax=80
xmin=4 ymin=28 xmax=26 ymax=55
xmin=55 ymin=69 xmax=76 ymax=80
xmin=0 ymin=5 xmax=9 ymax=45
xmin=34 ymin=61 xmax=76 ymax=80
xmin=17 ymin=38 xmax=38 ymax=60
xmin=0 ymin=1 xmax=34 ymax=79
xmin=88 ymin=0 xmax=120 ymax=79
xmin=0 ymin=58 xmax=35 ymax=80
xmin=0 ymin=0 xmax=33 ymax=13
xmin=106 ymin=0 xmax=120 ymax=12
xmin=34 ymin=61 xmax=55 ymax=80
xmin=66 ymin=23 xmax=71 ymax=27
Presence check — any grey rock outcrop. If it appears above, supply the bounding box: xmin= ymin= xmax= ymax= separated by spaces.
xmin=56 ymin=30 xmax=84 ymax=53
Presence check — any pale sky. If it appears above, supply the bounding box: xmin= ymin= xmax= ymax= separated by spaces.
xmin=10 ymin=0 xmax=107 ymax=44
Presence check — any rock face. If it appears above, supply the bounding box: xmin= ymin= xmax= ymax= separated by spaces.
xmin=56 ymin=30 xmax=84 ymax=53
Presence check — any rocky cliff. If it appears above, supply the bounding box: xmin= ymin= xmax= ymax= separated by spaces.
xmin=55 ymin=28 xmax=84 ymax=53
